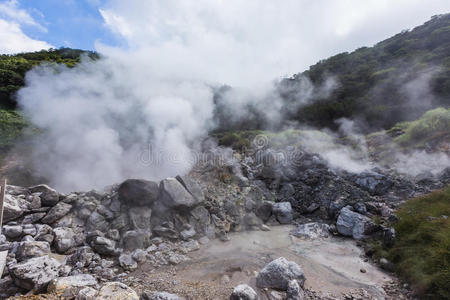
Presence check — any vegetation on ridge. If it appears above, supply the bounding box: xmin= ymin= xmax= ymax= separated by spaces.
xmin=376 ymin=186 xmax=450 ymax=299
xmin=279 ymin=14 xmax=450 ymax=132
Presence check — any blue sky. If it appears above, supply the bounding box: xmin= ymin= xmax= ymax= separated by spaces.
xmin=14 ymin=0 xmax=116 ymax=50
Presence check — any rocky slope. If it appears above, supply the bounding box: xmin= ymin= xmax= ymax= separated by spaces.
xmin=0 ymin=141 xmax=449 ymax=299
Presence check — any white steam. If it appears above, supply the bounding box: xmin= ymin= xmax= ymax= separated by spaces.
xmin=19 ymin=55 xmax=214 ymax=192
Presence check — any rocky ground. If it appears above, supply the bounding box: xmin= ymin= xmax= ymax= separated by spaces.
xmin=1 ymin=143 xmax=449 ymax=299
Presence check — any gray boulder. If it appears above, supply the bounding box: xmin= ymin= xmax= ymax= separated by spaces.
xmin=96 ymin=282 xmax=139 ymax=300
xmin=256 ymin=202 xmax=273 ymax=223
xmin=29 ymin=184 xmax=59 ymax=206
xmin=176 ymin=175 xmax=204 ymax=202
xmin=16 ymin=240 xmax=51 ymax=261
xmin=3 ymin=194 xmax=23 ymax=222
xmin=290 ymin=222 xmax=330 ymax=239
xmin=336 ymin=206 xmax=377 ymax=240
xmin=119 ymin=253 xmax=137 ymax=271
xmin=180 ymin=226 xmax=196 ymax=241
xmin=131 ymin=249 xmax=147 ymax=263
xmin=190 ymin=206 xmax=213 ymax=238
xmin=91 ymin=236 xmax=118 ymax=256
xmin=9 ymin=255 xmax=62 ymax=291
xmin=230 ymin=284 xmax=257 ymax=300
xmin=0 ymin=276 xmax=21 ymax=299
xmin=118 ymin=179 xmax=159 ymax=206
xmin=256 ymin=257 xmax=306 ymax=290
xmin=53 ymin=227 xmax=77 ymax=253
xmin=129 ymin=206 xmax=152 ymax=231
xmin=159 ymin=178 xmax=201 ymax=211
xmin=41 ymin=202 xmax=72 ymax=224
xmin=244 ymin=212 xmax=262 ymax=228
xmin=123 ymin=230 xmax=150 ymax=250
xmin=354 ymin=171 xmax=393 ymax=195
xmin=76 ymin=286 xmax=98 ymax=299
xmin=47 ymin=274 xmax=97 ymax=297
xmin=35 ymin=224 xmax=54 ymax=244
xmin=69 ymin=246 xmax=96 ymax=268
xmin=272 ymin=202 xmax=293 ymax=224
xmin=86 ymin=211 xmax=109 ymax=232
xmin=3 ymin=225 xmax=23 ymax=238
xmin=286 ymin=279 xmax=303 ymax=300
xmin=142 ymin=291 xmax=183 ymax=300
xmin=22 ymin=224 xmax=36 ymax=236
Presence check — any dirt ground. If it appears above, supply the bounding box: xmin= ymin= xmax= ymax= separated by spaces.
xmin=126 ymin=225 xmax=408 ymax=300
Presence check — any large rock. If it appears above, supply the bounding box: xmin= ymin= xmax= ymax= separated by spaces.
xmin=29 ymin=184 xmax=59 ymax=206
xmin=77 ymin=286 xmax=98 ymax=299
xmin=91 ymin=236 xmax=118 ymax=256
xmin=176 ymin=175 xmax=204 ymax=202
xmin=290 ymin=222 xmax=330 ymax=239
xmin=286 ymin=279 xmax=303 ymax=300
xmin=230 ymin=284 xmax=257 ymax=300
xmin=47 ymin=274 xmax=97 ymax=297
xmin=0 ymin=276 xmax=21 ymax=299
xmin=123 ymin=230 xmax=150 ymax=250
xmin=256 ymin=257 xmax=306 ymax=290
xmin=354 ymin=171 xmax=393 ymax=195
xmin=118 ymin=179 xmax=159 ymax=206
xmin=3 ymin=194 xmax=24 ymax=223
xmin=119 ymin=253 xmax=137 ymax=271
xmin=9 ymin=255 xmax=62 ymax=291
xmin=159 ymin=178 xmax=202 ymax=211
xmin=95 ymin=282 xmax=139 ymax=300
xmin=272 ymin=202 xmax=293 ymax=224
xmin=35 ymin=224 xmax=54 ymax=244
xmin=53 ymin=227 xmax=77 ymax=253
xmin=16 ymin=241 xmax=51 ymax=261
xmin=190 ymin=206 xmax=213 ymax=238
xmin=41 ymin=202 xmax=72 ymax=224
xmin=256 ymin=202 xmax=273 ymax=223
xmin=128 ymin=206 xmax=152 ymax=231
xmin=336 ymin=206 xmax=377 ymax=240
xmin=141 ymin=291 xmax=183 ymax=300
xmin=86 ymin=211 xmax=109 ymax=232
xmin=69 ymin=246 xmax=96 ymax=267
xmin=3 ymin=224 xmax=23 ymax=238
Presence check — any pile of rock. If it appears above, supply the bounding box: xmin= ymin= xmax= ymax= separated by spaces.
xmin=0 ymin=177 xmax=210 ymax=298
xmin=1 ymin=142 xmax=449 ymax=298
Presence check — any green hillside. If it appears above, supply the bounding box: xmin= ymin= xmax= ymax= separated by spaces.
xmin=0 ymin=47 xmax=98 ymax=109
xmin=280 ymin=13 xmax=450 ymax=131
xmin=0 ymin=48 xmax=97 ymax=149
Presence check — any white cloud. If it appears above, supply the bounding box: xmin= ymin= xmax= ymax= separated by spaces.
xmin=98 ymin=0 xmax=450 ymax=86
xmin=0 ymin=19 xmax=52 ymax=54
xmin=0 ymin=0 xmax=52 ymax=54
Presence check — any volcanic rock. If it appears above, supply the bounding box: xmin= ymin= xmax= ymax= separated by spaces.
xmin=118 ymin=179 xmax=159 ymax=206
xmin=256 ymin=257 xmax=306 ymax=290
xmin=230 ymin=284 xmax=257 ymax=300
xmin=9 ymin=255 xmax=62 ymax=291
xmin=29 ymin=184 xmax=59 ymax=206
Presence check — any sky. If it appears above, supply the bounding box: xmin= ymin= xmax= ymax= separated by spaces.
xmin=0 ymin=0 xmax=450 ymax=80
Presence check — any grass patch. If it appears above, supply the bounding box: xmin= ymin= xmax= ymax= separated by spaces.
xmin=393 ymin=107 xmax=450 ymax=147
xmin=0 ymin=109 xmax=29 ymax=149
xmin=386 ymin=186 xmax=450 ymax=299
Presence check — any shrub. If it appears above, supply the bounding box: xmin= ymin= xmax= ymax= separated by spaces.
xmin=394 ymin=107 xmax=450 ymax=147
xmin=386 ymin=186 xmax=450 ymax=299
xmin=0 ymin=109 xmax=28 ymax=148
